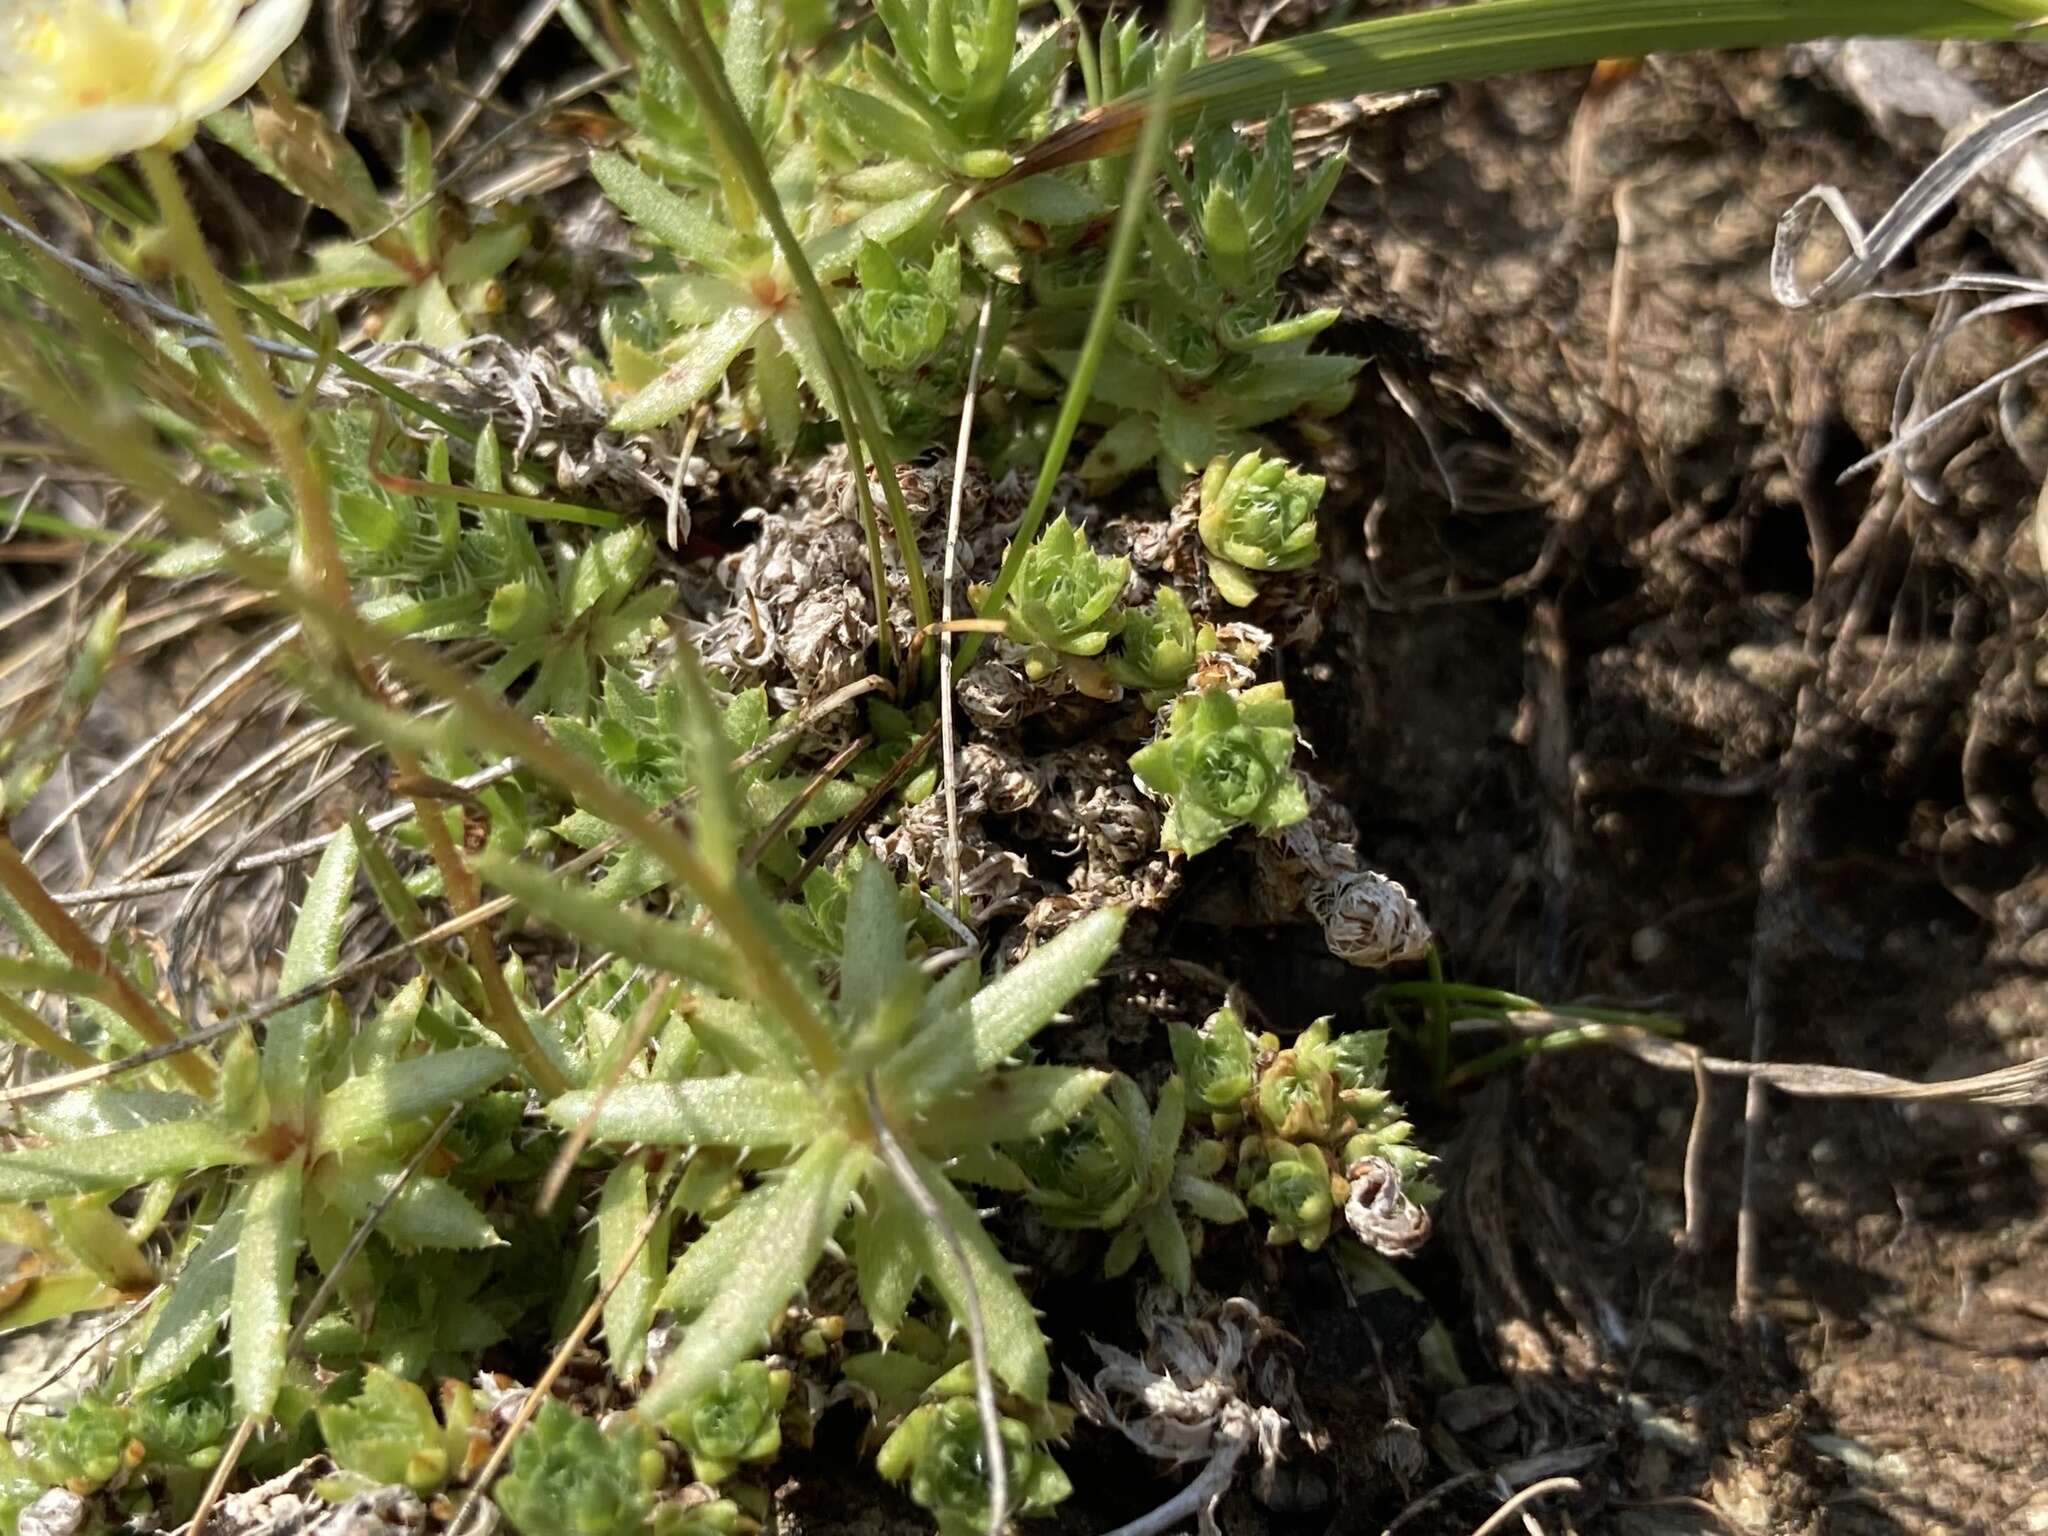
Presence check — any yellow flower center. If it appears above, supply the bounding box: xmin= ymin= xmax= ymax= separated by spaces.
xmin=3 ymin=2 xmax=186 ymax=111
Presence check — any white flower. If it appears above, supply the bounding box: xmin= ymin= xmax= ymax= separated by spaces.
xmin=0 ymin=0 xmax=309 ymax=166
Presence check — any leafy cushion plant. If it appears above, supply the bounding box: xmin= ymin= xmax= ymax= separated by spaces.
xmin=0 ymin=833 xmax=512 ymax=1421
xmin=0 ymin=0 xmax=2022 ymax=1528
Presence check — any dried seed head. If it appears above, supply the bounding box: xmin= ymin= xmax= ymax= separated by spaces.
xmin=1254 ymin=776 xmax=1433 ymax=968
xmin=1343 ymin=1155 xmax=1431 ymax=1257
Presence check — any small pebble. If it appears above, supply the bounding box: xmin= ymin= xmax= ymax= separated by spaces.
xmin=1631 ymin=925 xmax=1671 ymax=964
xmin=17 ymin=1491 xmax=85 ymax=1536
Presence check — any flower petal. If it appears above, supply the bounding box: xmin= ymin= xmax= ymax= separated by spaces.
xmin=133 ymin=0 xmax=240 ymax=62
xmin=0 ymin=102 xmax=181 ymax=166
xmin=175 ymin=0 xmax=309 ymax=119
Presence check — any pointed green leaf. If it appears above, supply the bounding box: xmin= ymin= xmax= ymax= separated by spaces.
xmin=610 ymin=309 xmax=764 ymax=433
xmin=472 ymin=852 xmax=741 ymax=995
xmin=591 ymin=153 xmax=736 ymax=266
xmin=597 ymin=1160 xmax=664 ymax=1378
xmin=313 ymin=1161 xmax=499 ymax=1250
xmin=232 ymin=1156 xmax=305 ymax=1417
xmin=547 ymin=1078 xmax=829 ymax=1148
xmin=25 ymin=1088 xmax=206 ymax=1139
xmin=723 ymin=0 xmax=771 ymax=131
xmin=890 ymin=909 xmax=1125 ymax=1107
xmin=312 ymin=1047 xmax=513 ymax=1155
xmin=751 ymin=326 xmax=803 ymax=454
xmin=1142 ymin=1197 xmax=1192 ymax=1294
xmin=918 ymin=1067 xmax=1109 ymax=1152
xmin=0 ymin=1120 xmax=254 ymax=1202
xmin=1173 ymin=1173 xmax=1247 ymax=1226
xmin=681 ymin=996 xmax=804 ymax=1078
xmin=266 ymin=833 xmax=358 ymax=1125
xmin=669 ymin=643 xmax=744 ymax=879
xmin=442 ymin=221 xmax=530 ymax=287
xmin=640 ymin=1134 xmax=861 ymax=1422
xmin=1147 ymin=1076 xmax=1185 ymax=1192
xmin=133 ymin=1194 xmax=244 ymax=1393
xmin=825 ymin=84 xmax=947 ymax=162
xmin=854 ymin=1183 xmax=922 ymax=1338
xmin=899 ymin=1148 xmax=1047 ymax=1399
xmin=804 ymin=190 xmax=941 ymax=283
xmin=838 ymin=860 xmax=907 ymax=1031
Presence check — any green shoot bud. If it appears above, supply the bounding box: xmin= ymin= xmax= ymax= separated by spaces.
xmin=1128 ymin=683 xmax=1309 ymax=856
xmin=1197 ymin=451 xmax=1324 ymax=607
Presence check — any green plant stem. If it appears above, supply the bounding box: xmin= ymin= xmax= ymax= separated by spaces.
xmin=1424 ymin=945 xmax=1450 ymax=1101
xmin=1051 ymin=0 xmax=1102 ymax=106
xmin=299 ymin=586 xmax=842 ymax=1078
xmin=635 ymin=0 xmax=936 ymax=650
xmin=142 ymin=505 xmax=837 ymax=1078
xmin=229 ymin=289 xmax=478 ymax=445
xmin=0 ymin=833 xmax=215 ymax=1094
xmin=3 ymin=505 xmax=173 ymax=553
xmin=134 ymin=155 xmax=570 ymax=1099
xmin=137 ymin=149 xmax=355 ymax=630
xmin=1445 ymin=1019 xmax=1675 ymax=1089
xmin=0 ymin=990 xmax=98 ymax=1071
xmin=369 ymin=472 xmax=623 ymax=529
xmin=956 ymin=0 xmax=1197 ymax=675
xmin=4 ymin=275 xmax=825 ymax=1083
xmin=1378 ymin=979 xmax=1541 ymax=1009
xmin=849 ymin=434 xmax=901 ymax=679
xmin=405 ymin=780 xmax=573 ymax=1097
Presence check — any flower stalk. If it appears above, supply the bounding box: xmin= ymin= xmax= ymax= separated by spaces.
xmin=0 ymin=833 xmax=215 ymax=1093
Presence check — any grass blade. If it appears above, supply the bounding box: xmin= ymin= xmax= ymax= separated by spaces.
xmin=998 ymin=0 xmax=2048 ymax=182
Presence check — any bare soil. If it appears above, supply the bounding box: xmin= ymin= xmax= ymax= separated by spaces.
xmin=1272 ymin=40 xmax=2048 ymax=1536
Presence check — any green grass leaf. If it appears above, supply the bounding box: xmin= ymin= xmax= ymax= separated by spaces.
xmin=999 ymin=0 xmax=2039 ymax=182
xmin=1002 ymin=0 xmax=2046 ymax=179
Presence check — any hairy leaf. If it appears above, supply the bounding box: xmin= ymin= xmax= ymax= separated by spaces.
xmin=232 ymin=1156 xmax=305 ymax=1417
xmin=0 ymin=1120 xmax=255 ymax=1202
xmin=640 ymin=1134 xmax=862 ymax=1421
xmin=548 ymin=1077 xmax=829 ymax=1148
xmin=474 ymin=852 xmax=741 ymax=996
xmin=266 ymin=833 xmax=359 ymax=1126
xmin=897 ymin=1146 xmax=1048 ymax=1400
xmin=597 ymin=1160 xmax=663 ymax=1378
xmin=312 ymin=1047 xmax=514 ymax=1154
xmin=313 ymin=1162 xmax=499 ymax=1250
xmin=890 ymin=908 xmax=1125 ymax=1107
xmin=133 ymin=1198 xmax=245 ymax=1393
